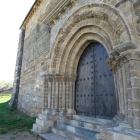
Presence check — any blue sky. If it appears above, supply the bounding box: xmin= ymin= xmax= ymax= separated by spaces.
xmin=0 ymin=0 xmax=35 ymax=82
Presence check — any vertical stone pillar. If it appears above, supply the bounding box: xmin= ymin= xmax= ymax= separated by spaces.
xmin=118 ymin=66 xmax=125 ymax=115
xmin=124 ymin=51 xmax=140 ymax=129
xmin=61 ymin=75 xmax=67 ymax=115
xmin=52 ymin=75 xmax=60 ymax=115
xmin=122 ymin=58 xmax=129 ymax=121
xmin=68 ymin=76 xmax=76 ymax=115
xmin=107 ymin=56 xmax=125 ymax=118
xmin=108 ymin=42 xmax=140 ymax=130
xmin=114 ymin=73 xmax=120 ymax=114
xmin=9 ymin=26 xmax=26 ymax=109
xmin=66 ymin=77 xmax=69 ymax=110
xmin=59 ymin=78 xmax=63 ymax=110
xmin=51 ymin=78 xmax=55 ymax=110
xmin=42 ymin=74 xmax=48 ymax=111
xmin=44 ymin=74 xmax=53 ymax=115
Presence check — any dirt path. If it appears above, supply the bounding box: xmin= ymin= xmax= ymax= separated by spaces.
xmin=0 ymin=131 xmax=36 ymax=140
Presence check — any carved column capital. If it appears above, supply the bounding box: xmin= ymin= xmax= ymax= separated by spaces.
xmin=44 ymin=74 xmax=54 ymax=82
xmin=68 ymin=76 xmax=77 ymax=82
xmin=107 ymin=55 xmax=128 ymax=73
xmin=54 ymin=74 xmax=61 ymax=82
xmin=59 ymin=74 xmax=68 ymax=82
xmin=108 ymin=41 xmax=139 ymax=73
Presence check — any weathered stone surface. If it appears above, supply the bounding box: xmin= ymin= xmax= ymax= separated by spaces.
xmin=11 ymin=0 xmax=140 ymax=139
xmin=33 ymin=124 xmax=51 ymax=134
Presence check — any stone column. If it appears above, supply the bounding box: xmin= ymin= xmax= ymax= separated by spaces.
xmin=52 ymin=75 xmax=60 ymax=115
xmin=59 ymin=78 xmax=63 ymax=110
xmin=108 ymin=55 xmax=130 ymax=121
xmin=68 ymin=76 xmax=76 ymax=115
xmin=123 ymin=50 xmax=140 ymax=129
xmin=61 ymin=75 xmax=67 ymax=115
xmin=122 ymin=58 xmax=129 ymax=121
xmin=44 ymin=74 xmax=53 ymax=115
xmin=42 ymin=74 xmax=48 ymax=111
xmin=114 ymin=73 xmax=120 ymax=114
xmin=107 ymin=42 xmax=140 ymax=130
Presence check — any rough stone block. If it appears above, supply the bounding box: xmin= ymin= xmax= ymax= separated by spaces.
xmin=101 ymin=128 xmax=140 ymax=140
xmin=38 ymin=113 xmax=52 ymax=121
xmin=128 ymin=101 xmax=133 ymax=109
xmin=128 ymin=116 xmax=134 ymax=127
xmin=132 ymin=88 xmax=140 ymax=100
xmin=133 ymin=118 xmax=140 ymax=130
xmin=36 ymin=118 xmax=54 ymax=127
xmin=127 ymin=88 xmax=132 ymax=99
xmin=33 ymin=124 xmax=50 ymax=134
xmin=132 ymin=100 xmax=140 ymax=110
xmin=130 ymin=60 xmax=140 ymax=71
xmin=133 ymin=110 xmax=140 ymax=118
xmin=131 ymin=78 xmax=140 ymax=87
xmin=130 ymin=71 xmax=140 ymax=78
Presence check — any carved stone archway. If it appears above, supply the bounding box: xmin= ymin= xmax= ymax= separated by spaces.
xmin=34 ymin=3 xmax=140 ymax=134
xmin=49 ymin=3 xmax=132 ymax=74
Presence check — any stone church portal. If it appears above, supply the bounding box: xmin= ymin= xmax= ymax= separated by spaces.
xmin=10 ymin=0 xmax=140 ymax=139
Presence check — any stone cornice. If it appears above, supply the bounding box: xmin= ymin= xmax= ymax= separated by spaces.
xmin=109 ymin=41 xmax=138 ymax=56
xmin=41 ymin=0 xmax=76 ymax=25
xmin=20 ymin=0 xmax=43 ymax=29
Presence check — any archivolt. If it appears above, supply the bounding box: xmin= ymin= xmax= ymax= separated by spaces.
xmin=50 ymin=3 xmax=132 ymax=74
xmin=58 ymin=26 xmax=112 ymax=74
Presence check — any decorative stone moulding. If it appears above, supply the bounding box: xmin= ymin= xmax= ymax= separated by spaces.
xmin=107 ymin=50 xmax=140 ymax=73
xmin=109 ymin=41 xmax=138 ymax=56
xmin=41 ymin=0 xmax=76 ymax=25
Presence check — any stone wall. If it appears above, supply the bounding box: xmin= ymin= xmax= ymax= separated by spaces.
xmin=17 ymin=23 xmax=51 ymax=116
xmin=11 ymin=0 xmax=140 ymax=120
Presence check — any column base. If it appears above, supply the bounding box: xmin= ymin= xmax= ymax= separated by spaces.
xmin=119 ymin=120 xmax=131 ymax=128
xmin=43 ymin=108 xmax=52 ymax=115
xmin=60 ymin=109 xmax=67 ymax=115
xmin=67 ymin=109 xmax=76 ymax=115
xmin=113 ymin=113 xmax=125 ymax=121
xmin=52 ymin=109 xmax=59 ymax=115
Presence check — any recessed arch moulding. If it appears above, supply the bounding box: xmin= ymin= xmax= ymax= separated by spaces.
xmin=42 ymin=3 xmax=140 ymax=130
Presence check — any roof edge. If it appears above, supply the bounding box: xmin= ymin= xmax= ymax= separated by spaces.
xmin=20 ymin=0 xmax=43 ymax=29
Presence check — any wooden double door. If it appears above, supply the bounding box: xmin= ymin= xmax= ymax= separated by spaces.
xmin=75 ymin=42 xmax=117 ymax=119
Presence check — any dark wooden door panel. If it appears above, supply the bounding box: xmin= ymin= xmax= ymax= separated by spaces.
xmin=76 ymin=44 xmax=95 ymax=116
xmin=75 ymin=42 xmax=117 ymax=119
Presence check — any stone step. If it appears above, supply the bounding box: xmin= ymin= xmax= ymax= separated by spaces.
xmin=32 ymin=129 xmax=68 ymax=140
xmin=73 ymin=115 xmax=112 ymax=125
xmin=68 ymin=119 xmax=103 ymax=132
xmin=59 ymin=124 xmax=100 ymax=139
xmin=52 ymin=127 xmax=94 ymax=140
xmin=33 ymin=124 xmax=51 ymax=134
xmin=36 ymin=118 xmax=55 ymax=127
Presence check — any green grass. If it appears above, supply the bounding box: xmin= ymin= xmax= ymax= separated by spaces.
xmin=0 ymin=94 xmax=11 ymax=103
xmin=0 ymin=94 xmax=36 ymax=135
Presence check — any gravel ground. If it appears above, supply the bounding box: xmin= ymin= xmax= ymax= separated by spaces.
xmin=0 ymin=130 xmax=36 ymax=140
